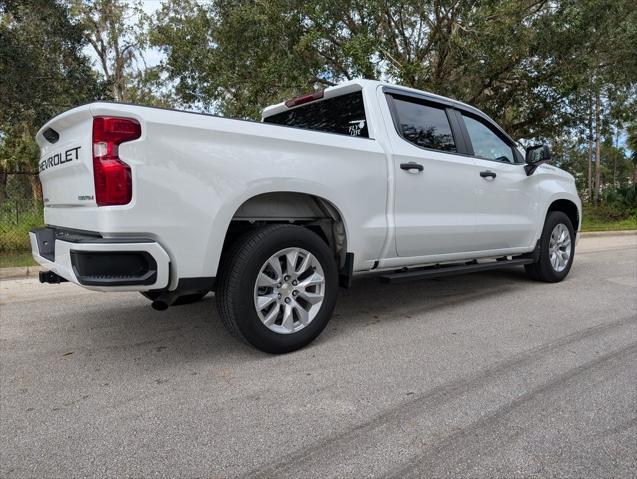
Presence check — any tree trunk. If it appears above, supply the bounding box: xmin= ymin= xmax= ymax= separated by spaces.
xmin=612 ymin=128 xmax=617 ymax=188
xmin=29 ymin=174 xmax=42 ymax=203
xmin=594 ymin=90 xmax=602 ymax=205
xmin=0 ymin=171 xmax=6 ymax=204
xmin=24 ymin=164 xmax=42 ymax=203
xmin=587 ymin=94 xmax=593 ymax=202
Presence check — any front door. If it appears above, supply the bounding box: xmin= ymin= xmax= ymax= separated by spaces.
xmin=458 ymin=112 xmax=538 ymax=251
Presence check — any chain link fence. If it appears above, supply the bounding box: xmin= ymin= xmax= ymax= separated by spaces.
xmin=1 ymin=173 xmax=44 ymax=253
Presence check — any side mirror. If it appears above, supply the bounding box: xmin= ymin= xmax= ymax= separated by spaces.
xmin=524 ymin=144 xmax=551 ymax=175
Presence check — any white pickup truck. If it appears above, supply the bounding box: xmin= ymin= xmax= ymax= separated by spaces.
xmin=31 ymin=79 xmax=581 ymax=353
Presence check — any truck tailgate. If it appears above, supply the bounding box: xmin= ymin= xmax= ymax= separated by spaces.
xmin=35 ymin=105 xmax=96 ymax=207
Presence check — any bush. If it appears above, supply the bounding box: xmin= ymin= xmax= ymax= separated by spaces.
xmin=582 ymin=191 xmax=637 ymax=231
xmin=585 ymin=203 xmax=636 ymax=222
xmin=602 ymin=184 xmax=637 ymax=211
xmin=0 ymin=200 xmax=44 ymax=252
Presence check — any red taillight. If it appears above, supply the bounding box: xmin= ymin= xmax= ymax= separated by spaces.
xmin=284 ymin=90 xmax=324 ymax=108
xmin=92 ymin=116 xmax=141 ymax=206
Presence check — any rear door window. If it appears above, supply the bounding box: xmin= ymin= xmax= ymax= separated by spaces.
xmin=264 ymin=91 xmax=369 ymax=138
xmin=389 ymin=96 xmax=456 ymax=152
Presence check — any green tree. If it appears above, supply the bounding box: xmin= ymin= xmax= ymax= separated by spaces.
xmin=150 ymin=0 xmax=635 ymax=142
xmin=68 ymin=0 xmax=144 ymax=102
xmin=0 ymin=0 xmax=103 ymax=201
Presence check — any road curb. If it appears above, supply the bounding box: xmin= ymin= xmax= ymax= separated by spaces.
xmin=0 ymin=265 xmax=45 ymax=281
xmin=579 ymin=230 xmax=637 ymax=238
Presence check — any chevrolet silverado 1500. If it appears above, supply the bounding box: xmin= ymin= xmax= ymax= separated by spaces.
xmin=31 ymin=80 xmax=581 ymax=353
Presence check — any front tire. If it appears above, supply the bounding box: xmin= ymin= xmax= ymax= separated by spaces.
xmin=216 ymin=224 xmax=338 ymax=354
xmin=525 ymin=211 xmax=575 ymax=282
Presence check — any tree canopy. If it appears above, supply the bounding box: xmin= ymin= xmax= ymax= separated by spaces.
xmin=150 ymin=0 xmax=636 ymax=139
xmin=0 ymin=0 xmax=104 ymax=199
xmin=1 ymin=0 xmax=636 ymax=205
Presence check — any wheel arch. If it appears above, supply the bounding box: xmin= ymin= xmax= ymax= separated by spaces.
xmin=215 ymin=191 xmax=351 ymax=276
xmin=547 ymin=198 xmax=580 ymax=232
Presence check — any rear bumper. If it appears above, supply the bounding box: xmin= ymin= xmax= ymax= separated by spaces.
xmin=29 ymin=227 xmax=170 ymax=291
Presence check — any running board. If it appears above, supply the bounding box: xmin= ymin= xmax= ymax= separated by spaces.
xmin=379 ymin=257 xmax=534 ymax=284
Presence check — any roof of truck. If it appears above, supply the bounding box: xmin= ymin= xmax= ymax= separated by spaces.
xmin=261 ymin=79 xmax=477 ymax=119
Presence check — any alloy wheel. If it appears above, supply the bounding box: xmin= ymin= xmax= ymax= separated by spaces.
xmin=253 ymin=247 xmax=326 ymax=334
xmin=548 ymin=223 xmax=571 ymax=272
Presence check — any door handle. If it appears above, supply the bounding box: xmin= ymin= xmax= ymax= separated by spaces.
xmin=400 ymin=162 xmax=424 ymax=172
xmin=480 ymin=170 xmax=496 ymax=179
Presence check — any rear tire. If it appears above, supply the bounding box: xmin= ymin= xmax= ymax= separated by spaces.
xmin=141 ymin=291 xmax=208 ymax=305
xmin=216 ymin=224 xmax=338 ymax=354
xmin=525 ymin=211 xmax=575 ymax=282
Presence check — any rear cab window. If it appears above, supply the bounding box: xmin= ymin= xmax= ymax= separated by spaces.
xmin=263 ymin=91 xmax=369 ymax=138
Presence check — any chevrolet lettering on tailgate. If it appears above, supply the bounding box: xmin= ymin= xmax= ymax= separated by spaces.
xmin=39 ymin=146 xmax=81 ymax=172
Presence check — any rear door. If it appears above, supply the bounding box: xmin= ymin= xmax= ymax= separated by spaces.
xmin=457 ymin=111 xmax=538 ymax=250
xmin=385 ymin=93 xmax=478 ymax=257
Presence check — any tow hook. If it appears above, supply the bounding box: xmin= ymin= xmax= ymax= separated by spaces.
xmin=39 ymin=271 xmax=67 ymax=284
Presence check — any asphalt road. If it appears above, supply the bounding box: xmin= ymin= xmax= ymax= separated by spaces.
xmin=1 ymin=235 xmax=636 ymax=478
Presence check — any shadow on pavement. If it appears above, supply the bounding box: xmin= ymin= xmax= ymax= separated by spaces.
xmin=61 ymin=266 xmax=540 ymax=366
